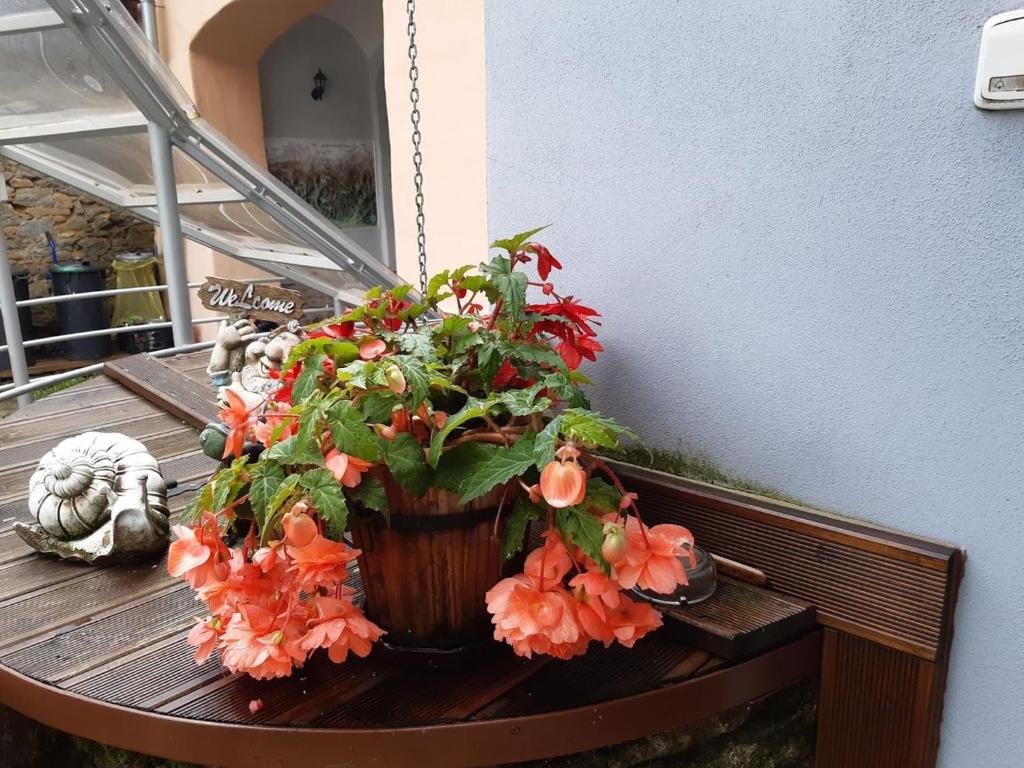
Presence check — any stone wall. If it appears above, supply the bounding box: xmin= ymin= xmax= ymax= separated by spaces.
xmin=1 ymin=158 xmax=155 ymax=332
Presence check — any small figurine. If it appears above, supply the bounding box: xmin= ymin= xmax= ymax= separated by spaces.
xmin=207 ymin=317 xmax=258 ymax=388
xmin=237 ymin=325 xmax=303 ymax=396
xmin=15 ymin=432 xmax=170 ymax=564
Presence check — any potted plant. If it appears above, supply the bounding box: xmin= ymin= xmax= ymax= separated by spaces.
xmin=170 ymin=228 xmax=696 ymax=677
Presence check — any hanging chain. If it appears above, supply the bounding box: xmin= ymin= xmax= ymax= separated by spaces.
xmin=406 ymin=0 xmax=428 ymax=293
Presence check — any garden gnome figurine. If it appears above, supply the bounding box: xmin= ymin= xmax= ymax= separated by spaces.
xmin=207 ymin=317 xmax=258 ymax=388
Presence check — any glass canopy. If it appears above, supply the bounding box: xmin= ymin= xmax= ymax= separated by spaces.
xmin=0 ymin=0 xmax=404 ymax=302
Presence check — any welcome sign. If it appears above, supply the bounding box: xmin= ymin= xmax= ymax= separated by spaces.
xmin=199 ymin=277 xmax=304 ymax=324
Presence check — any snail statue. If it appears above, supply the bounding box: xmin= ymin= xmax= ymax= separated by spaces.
xmin=14 ymin=432 xmax=170 ymax=564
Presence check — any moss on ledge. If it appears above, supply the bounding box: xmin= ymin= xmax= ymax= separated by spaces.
xmin=606 ymin=444 xmax=810 ymax=508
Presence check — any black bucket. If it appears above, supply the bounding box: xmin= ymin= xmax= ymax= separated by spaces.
xmin=49 ymin=261 xmax=109 ymax=361
xmin=0 ymin=267 xmax=35 ymax=371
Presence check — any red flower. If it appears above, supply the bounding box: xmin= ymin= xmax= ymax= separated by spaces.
xmin=311 ymin=321 xmax=355 ymax=339
xmin=526 ymin=242 xmax=562 ymax=280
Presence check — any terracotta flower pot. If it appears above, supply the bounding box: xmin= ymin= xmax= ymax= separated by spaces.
xmin=348 ymin=469 xmax=520 ymax=654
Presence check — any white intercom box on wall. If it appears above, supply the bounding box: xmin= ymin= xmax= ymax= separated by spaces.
xmin=975 ymin=9 xmax=1024 ymax=110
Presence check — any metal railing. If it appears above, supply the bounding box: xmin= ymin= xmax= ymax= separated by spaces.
xmin=0 ymin=292 xmax=334 ymax=404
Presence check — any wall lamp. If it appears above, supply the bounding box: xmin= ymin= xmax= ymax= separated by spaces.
xmin=311 ymin=68 xmax=327 ymax=101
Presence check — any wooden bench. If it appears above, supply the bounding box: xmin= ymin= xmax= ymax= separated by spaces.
xmin=0 ymin=353 xmax=963 ymax=767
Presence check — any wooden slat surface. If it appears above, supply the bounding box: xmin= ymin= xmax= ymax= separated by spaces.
xmin=617 ymin=463 xmax=959 ymax=661
xmin=816 ymin=629 xmax=943 ymax=768
xmin=660 ymin=575 xmax=817 ymax=660
xmin=0 ymin=355 xmax=825 ymax=760
xmin=104 ymin=354 xmax=219 ymax=429
xmin=0 ymin=351 xmax=962 ymax=768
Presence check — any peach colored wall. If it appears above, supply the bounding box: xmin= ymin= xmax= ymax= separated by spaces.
xmin=380 ymin=0 xmax=488 ymax=282
xmin=152 ymin=0 xmax=486 ymax=336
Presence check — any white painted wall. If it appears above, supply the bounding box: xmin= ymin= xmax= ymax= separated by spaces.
xmin=484 ymin=3 xmax=1024 ymax=766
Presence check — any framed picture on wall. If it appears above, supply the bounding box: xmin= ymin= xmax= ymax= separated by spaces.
xmin=265 ymin=137 xmax=377 ymax=228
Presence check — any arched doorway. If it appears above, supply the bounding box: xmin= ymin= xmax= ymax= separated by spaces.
xmin=158 ymin=0 xmax=486 ymax=330
xmin=257 ymin=1 xmax=394 ymax=267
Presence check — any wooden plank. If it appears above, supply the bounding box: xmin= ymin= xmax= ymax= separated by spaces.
xmin=104 ymin=355 xmax=219 ymax=430
xmin=0 ymin=398 xmax=162 ymax=449
xmin=816 ymin=629 xmax=943 ymax=768
xmin=659 ymin=575 xmax=816 ymax=660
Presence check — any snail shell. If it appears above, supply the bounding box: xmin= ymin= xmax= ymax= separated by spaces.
xmin=28 ymin=432 xmax=168 ymax=541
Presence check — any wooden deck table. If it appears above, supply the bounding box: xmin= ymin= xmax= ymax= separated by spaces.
xmin=0 ymin=353 xmax=823 ymax=767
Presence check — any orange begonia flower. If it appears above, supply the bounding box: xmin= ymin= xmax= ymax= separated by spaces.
xmin=167 ymin=517 xmax=229 ymax=588
xmin=219 ymin=602 xmax=307 ymax=680
xmin=615 ymin=516 xmax=694 ymax=595
xmin=286 ymin=534 xmax=360 ymax=591
xmin=539 ymin=459 xmax=587 ymax=508
xmin=324 ymin=450 xmax=373 ymax=488
xmin=301 ymin=596 xmax=385 ymax=663
xmin=359 ymin=338 xmax=387 ymax=360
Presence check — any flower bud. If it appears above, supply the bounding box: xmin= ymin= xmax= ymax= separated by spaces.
xmin=601 ymin=523 xmax=627 ymax=564
xmin=282 ymin=511 xmax=317 ymax=547
xmin=385 ymin=364 xmax=407 ymax=394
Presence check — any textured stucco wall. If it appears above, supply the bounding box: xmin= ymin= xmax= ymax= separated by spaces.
xmin=485 ymin=3 xmax=1024 ymax=766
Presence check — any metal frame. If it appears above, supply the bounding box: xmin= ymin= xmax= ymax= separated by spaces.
xmin=0 ymin=0 xmax=412 ymax=411
xmin=42 ymin=0 xmax=407 ymax=295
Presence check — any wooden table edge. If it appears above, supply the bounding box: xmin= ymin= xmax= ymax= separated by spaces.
xmin=0 ymin=631 xmax=821 ymax=768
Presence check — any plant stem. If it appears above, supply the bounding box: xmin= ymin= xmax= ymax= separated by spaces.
xmin=586 ymin=453 xmax=651 ymax=548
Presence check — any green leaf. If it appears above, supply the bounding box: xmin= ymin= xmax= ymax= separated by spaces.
xmin=261 ymin=473 xmax=301 ymax=545
xmin=248 ymin=461 xmax=285 ymax=529
xmin=379 ymin=432 xmax=431 ymax=497
xmin=346 ymin=475 xmax=389 ymax=517
xmin=492 ymin=269 xmax=528 ymax=320
xmin=283 ymin=338 xmax=358 ymax=373
xmin=339 ymin=359 xmax=369 ymax=389
xmin=533 ymin=415 xmax=562 ymax=467
xmin=291 ymin=353 xmax=327 ymax=403
xmin=500 ymin=384 xmax=551 ymax=417
xmin=391 ymin=284 xmax=413 ymax=301
xmin=357 ymin=391 xmax=401 ymax=423
xmin=476 ymin=341 xmax=501 ymax=383
xmin=503 ymin=496 xmax=543 ymax=560
xmin=300 ymin=468 xmax=348 ymax=538
xmin=560 ymin=408 xmax=638 ymax=449
xmin=543 ymin=372 xmax=590 ymax=409
xmin=327 ymin=400 xmax=381 ymax=461
xmin=211 ymin=455 xmax=248 ymax=513
xmin=460 ymin=432 xmax=537 ymax=504
xmin=426 ymin=269 xmax=450 ymax=299
xmin=182 ymin=481 xmax=214 ymax=525
xmin=490 ymin=225 xmax=549 ymax=254
xmin=397 ymin=357 xmax=431 ymax=408
xmin=555 ymin=506 xmax=609 ymax=574
xmin=581 ymin=477 xmax=622 ymax=515
xmin=499 ymin=341 xmax=566 ymax=371
xmin=396 ymin=329 xmax=436 ymax=359
xmin=265 ymin=432 xmax=324 ymax=466
xmin=364 ymin=285 xmax=382 ymax=300
xmin=434 ymin=442 xmax=499 ymax=494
